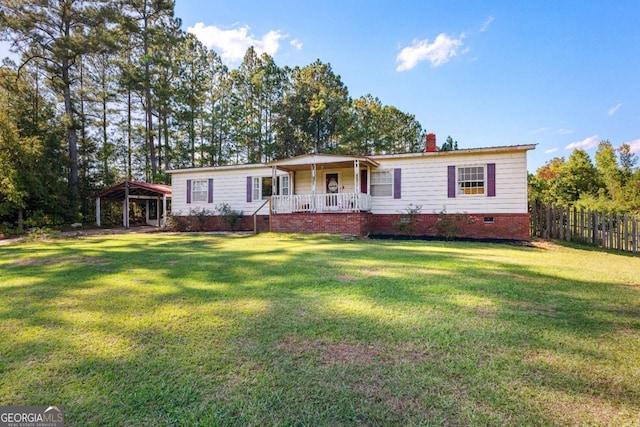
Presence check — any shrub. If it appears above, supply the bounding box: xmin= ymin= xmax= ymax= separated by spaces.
xmin=23 ymin=210 xmax=65 ymax=229
xmin=432 ymin=209 xmax=475 ymax=240
xmin=394 ymin=204 xmax=422 ymax=234
xmin=25 ymin=227 xmax=60 ymax=241
xmin=217 ymin=203 xmax=244 ymax=231
xmin=165 ymin=209 xmax=211 ymax=232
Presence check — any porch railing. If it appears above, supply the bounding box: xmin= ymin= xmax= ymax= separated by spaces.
xmin=271 ymin=192 xmax=372 ymax=214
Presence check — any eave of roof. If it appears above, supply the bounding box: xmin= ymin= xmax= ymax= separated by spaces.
xmin=166 ymin=144 xmax=536 ymax=175
xmin=168 ymin=163 xmax=268 ymax=174
xmin=370 ymin=144 xmax=537 ymax=160
xmin=267 ymin=153 xmax=379 ymax=172
xmin=91 ymin=181 xmax=172 ymax=199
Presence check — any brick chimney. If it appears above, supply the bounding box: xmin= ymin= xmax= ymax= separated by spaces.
xmin=424 ymin=133 xmax=437 ymax=152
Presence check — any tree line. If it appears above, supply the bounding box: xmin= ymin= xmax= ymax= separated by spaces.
xmin=0 ymin=0 xmax=426 ymax=229
xmin=529 ymin=141 xmax=640 ymax=214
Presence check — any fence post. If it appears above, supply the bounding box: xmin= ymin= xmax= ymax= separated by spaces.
xmin=608 ymin=212 xmax=614 ymax=249
xmin=623 ymin=213 xmax=629 ymax=252
xmin=593 ymin=211 xmax=600 ymax=246
xmin=633 ymin=215 xmax=638 ymax=253
xmin=616 ymin=213 xmax=621 ymax=251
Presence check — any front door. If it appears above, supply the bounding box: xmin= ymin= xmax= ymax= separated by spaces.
xmin=325 ymin=173 xmax=339 ymax=207
xmin=326 ymin=173 xmax=339 ymax=194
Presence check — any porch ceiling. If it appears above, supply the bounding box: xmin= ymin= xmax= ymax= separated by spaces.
xmin=267 ymin=154 xmax=379 ymax=172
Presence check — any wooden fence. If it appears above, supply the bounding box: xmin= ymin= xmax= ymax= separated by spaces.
xmin=530 ymin=203 xmax=639 ymax=253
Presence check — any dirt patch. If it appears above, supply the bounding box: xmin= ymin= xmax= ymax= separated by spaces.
xmin=476 ymin=306 xmax=498 ymax=318
xmin=510 ymin=301 xmax=558 ymax=317
xmin=320 ymin=342 xmax=381 ymax=364
xmin=530 ymin=239 xmax=560 ymax=251
xmin=360 ymin=269 xmax=389 ymax=277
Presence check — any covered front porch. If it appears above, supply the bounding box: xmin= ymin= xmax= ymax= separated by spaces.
xmin=267 ymin=154 xmax=379 ymax=214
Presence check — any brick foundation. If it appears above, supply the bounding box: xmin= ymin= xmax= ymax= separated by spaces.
xmin=370 ymin=213 xmax=530 ymax=240
xmin=172 ymin=212 xmax=530 ymax=240
xmin=170 ymin=215 xmax=269 ymax=233
xmin=270 ymin=212 xmax=372 ymax=235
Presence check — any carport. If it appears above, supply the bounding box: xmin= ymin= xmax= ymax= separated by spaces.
xmin=91 ymin=181 xmax=172 ymax=228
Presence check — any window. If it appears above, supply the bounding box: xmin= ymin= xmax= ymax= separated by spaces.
xmin=371 ymin=170 xmax=392 ymax=197
xmin=280 ymin=175 xmax=290 ymax=196
xmin=262 ymin=177 xmax=273 ymax=199
xmin=254 ymin=176 xmax=290 ymax=200
xmin=252 ymin=177 xmax=261 ymax=201
xmin=458 ymin=166 xmax=485 ymax=195
xmin=192 ymin=179 xmax=208 ymax=202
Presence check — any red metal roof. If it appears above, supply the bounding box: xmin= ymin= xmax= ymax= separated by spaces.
xmin=91 ymin=181 xmax=172 ymax=200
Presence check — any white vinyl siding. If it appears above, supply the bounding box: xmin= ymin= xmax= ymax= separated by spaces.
xmin=171 ymin=165 xmax=287 ymax=215
xmin=368 ymin=151 xmax=529 ymax=214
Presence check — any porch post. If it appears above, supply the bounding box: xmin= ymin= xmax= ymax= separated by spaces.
xmin=354 ymin=160 xmax=360 ymax=212
xmin=311 ymin=163 xmax=317 ymax=212
xmin=156 ymin=196 xmax=161 ymax=227
xmin=96 ymin=197 xmax=101 ymax=227
xmin=123 ymin=183 xmax=130 ymax=229
xmin=272 ymin=166 xmax=277 ymax=196
xmin=145 ymin=200 xmax=150 ymax=225
xmin=290 ymin=171 xmax=294 ymax=195
xmin=162 ymin=194 xmax=167 ymax=229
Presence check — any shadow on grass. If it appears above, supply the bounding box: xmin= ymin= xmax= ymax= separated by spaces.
xmin=1 ymin=233 xmax=639 ymax=425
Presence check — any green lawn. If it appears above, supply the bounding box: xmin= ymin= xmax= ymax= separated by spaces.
xmin=1 ymin=233 xmax=639 ymax=426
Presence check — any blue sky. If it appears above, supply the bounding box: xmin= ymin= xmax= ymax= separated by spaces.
xmin=176 ymin=0 xmax=640 ymax=172
xmin=2 ymin=1 xmax=638 ymax=172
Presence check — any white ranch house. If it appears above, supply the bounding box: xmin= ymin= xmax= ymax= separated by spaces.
xmin=167 ymin=136 xmax=535 ymax=240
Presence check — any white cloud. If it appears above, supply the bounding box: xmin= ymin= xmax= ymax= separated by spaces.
xmin=480 ymin=15 xmax=494 ymax=32
xmin=608 ymin=103 xmax=622 ymax=116
xmin=565 ymin=135 xmax=600 ymax=151
xmin=290 ymin=39 xmax=303 ymax=50
xmin=396 ymin=33 xmax=466 ymax=71
xmin=623 ymin=138 xmax=640 ymax=153
xmin=187 ymin=23 xmax=285 ymax=64
xmin=556 ymin=128 xmax=574 ymax=135
xmin=545 ymin=148 xmax=558 ymax=154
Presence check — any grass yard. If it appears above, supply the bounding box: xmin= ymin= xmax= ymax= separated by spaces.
xmin=1 ymin=233 xmax=640 ymax=426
